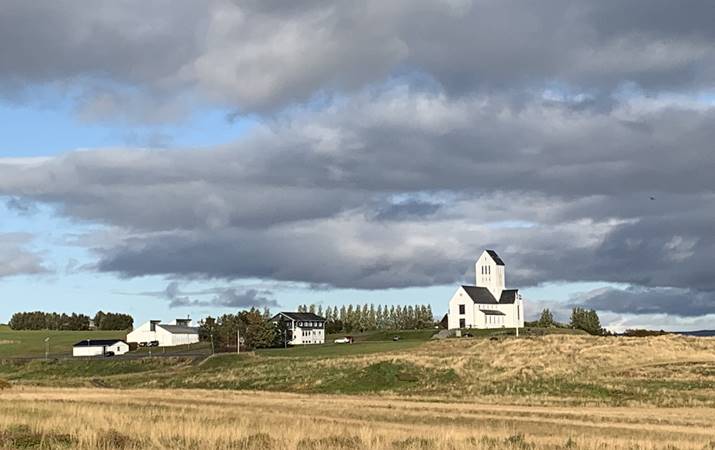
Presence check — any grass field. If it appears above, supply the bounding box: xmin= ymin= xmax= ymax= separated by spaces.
xmin=1 ymin=333 xmax=715 ymax=449
xmin=0 ymin=325 xmax=125 ymax=358
xmin=1 ymin=387 xmax=714 ymax=450
xmin=2 ymin=333 xmax=715 ymax=408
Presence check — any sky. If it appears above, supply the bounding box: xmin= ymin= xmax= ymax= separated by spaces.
xmin=1 ymin=0 xmax=715 ymax=331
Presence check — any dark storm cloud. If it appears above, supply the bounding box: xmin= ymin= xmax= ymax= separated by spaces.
xmin=575 ymin=286 xmax=715 ymax=317
xmin=1 ymin=88 xmax=714 ymax=292
xmin=373 ymin=200 xmax=442 ymax=221
xmin=132 ymin=281 xmax=279 ymax=309
xmin=0 ymin=0 xmax=714 ymax=330
xmin=1 ymin=0 xmax=715 ymax=114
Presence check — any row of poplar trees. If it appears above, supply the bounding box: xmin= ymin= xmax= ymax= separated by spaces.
xmin=297 ymin=303 xmax=435 ymax=333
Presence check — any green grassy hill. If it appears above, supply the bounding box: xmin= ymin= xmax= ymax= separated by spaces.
xmin=2 ymin=329 xmax=715 ymax=407
xmin=0 ymin=325 xmax=126 ymax=358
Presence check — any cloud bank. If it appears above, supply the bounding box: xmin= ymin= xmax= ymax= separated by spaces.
xmin=1 ymin=0 xmax=714 ymax=320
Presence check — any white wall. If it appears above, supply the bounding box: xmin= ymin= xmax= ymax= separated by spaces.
xmin=448 ymin=287 xmax=476 ymax=329
xmin=126 ymin=321 xmax=156 ymax=344
xmin=156 ymin=326 xmax=199 ymax=346
xmin=475 ymin=251 xmax=505 ymax=300
xmin=73 ymin=346 xmax=105 ymax=357
xmin=448 ymin=286 xmax=524 ymax=330
xmin=72 ymin=342 xmax=129 ymax=357
xmin=127 ymin=321 xmax=199 ymax=347
xmin=287 ymin=320 xmax=325 ymax=345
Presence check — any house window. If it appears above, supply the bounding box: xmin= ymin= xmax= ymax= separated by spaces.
xmin=458 ymin=304 xmax=465 ymax=315
xmin=459 ymin=318 xmax=466 ymax=328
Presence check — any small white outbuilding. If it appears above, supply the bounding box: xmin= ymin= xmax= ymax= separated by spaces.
xmin=72 ymin=339 xmax=129 ymax=357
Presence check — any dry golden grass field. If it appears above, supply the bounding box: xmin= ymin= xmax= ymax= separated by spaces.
xmin=1 ymin=387 xmax=715 ymax=450
xmin=2 ymin=335 xmax=715 ymax=449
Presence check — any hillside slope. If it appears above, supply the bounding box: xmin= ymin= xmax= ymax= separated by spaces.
xmin=3 ymin=334 xmax=715 ymax=406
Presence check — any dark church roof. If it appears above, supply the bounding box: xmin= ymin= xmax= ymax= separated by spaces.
xmin=479 ymin=309 xmax=506 ymax=316
xmin=460 ymin=286 xmax=519 ymax=304
xmin=485 ymin=250 xmax=505 ymax=266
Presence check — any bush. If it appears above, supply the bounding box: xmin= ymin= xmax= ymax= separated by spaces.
xmin=96 ymin=429 xmax=138 ymax=449
xmin=299 ymin=435 xmax=363 ymax=450
xmin=0 ymin=378 xmax=11 ymax=390
xmin=0 ymin=424 xmax=76 ymax=448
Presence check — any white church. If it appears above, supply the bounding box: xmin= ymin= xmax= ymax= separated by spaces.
xmin=447 ymin=250 xmax=524 ymax=330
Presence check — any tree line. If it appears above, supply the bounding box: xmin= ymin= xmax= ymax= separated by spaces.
xmin=198 ymin=308 xmax=276 ymax=351
xmin=198 ymin=304 xmax=437 ymax=351
xmin=93 ymin=311 xmax=134 ymax=330
xmin=297 ymin=303 xmax=435 ymax=333
xmin=8 ymin=310 xmax=134 ymax=331
xmin=528 ymin=307 xmax=605 ymax=335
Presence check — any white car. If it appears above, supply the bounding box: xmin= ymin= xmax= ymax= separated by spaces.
xmin=334 ymin=336 xmax=354 ymax=344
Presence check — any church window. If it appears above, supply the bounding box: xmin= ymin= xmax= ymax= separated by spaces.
xmin=459 ymin=318 xmax=466 ymax=328
xmin=458 ymin=304 xmax=465 ymax=315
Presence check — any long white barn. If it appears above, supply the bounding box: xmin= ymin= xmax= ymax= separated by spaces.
xmin=447 ymin=250 xmax=524 ymax=330
xmin=126 ymin=319 xmax=199 ymax=347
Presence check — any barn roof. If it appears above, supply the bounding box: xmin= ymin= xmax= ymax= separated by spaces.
xmin=460 ymin=286 xmax=519 ymax=304
xmin=73 ymin=339 xmax=126 ymax=347
xmin=158 ymin=324 xmax=199 ymax=334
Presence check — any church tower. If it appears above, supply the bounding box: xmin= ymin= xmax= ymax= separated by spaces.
xmin=475 ymin=249 xmax=506 ymax=300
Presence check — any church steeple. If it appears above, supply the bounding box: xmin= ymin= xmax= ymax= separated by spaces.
xmin=475 ymin=250 xmax=506 ymax=301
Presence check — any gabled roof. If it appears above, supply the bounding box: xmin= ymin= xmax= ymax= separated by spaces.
xmin=157 ymin=324 xmax=198 ymax=334
xmin=485 ymin=250 xmax=505 ymax=266
xmin=498 ymin=289 xmax=519 ymax=304
xmin=273 ymin=312 xmax=326 ymax=322
xmin=479 ymin=309 xmax=506 ymax=316
xmin=460 ymin=286 xmax=519 ymax=304
xmin=73 ymin=339 xmax=126 ymax=347
xmin=461 ymin=286 xmax=499 ymax=304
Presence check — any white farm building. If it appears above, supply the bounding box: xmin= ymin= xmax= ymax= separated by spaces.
xmin=73 ymin=339 xmax=129 ymax=357
xmin=447 ymin=250 xmax=524 ymax=330
xmin=126 ymin=319 xmax=199 ymax=347
xmin=270 ymin=312 xmax=326 ymax=345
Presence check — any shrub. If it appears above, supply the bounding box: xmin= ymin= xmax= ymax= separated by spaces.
xmin=392 ymin=437 xmax=435 ymax=449
xmin=96 ymin=429 xmax=138 ymax=449
xmin=0 ymin=424 xmax=76 ymax=448
xmin=229 ymin=433 xmax=277 ymax=450
xmin=0 ymin=378 xmax=11 ymax=390
xmin=298 ymin=435 xmax=363 ymax=450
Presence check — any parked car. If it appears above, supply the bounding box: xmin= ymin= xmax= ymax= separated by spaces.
xmin=103 ymin=351 xmax=115 ymax=357
xmin=392 ymin=336 xmax=401 ymax=341
xmin=149 ymin=340 xmax=160 ymax=347
xmin=334 ymin=336 xmax=354 ymax=344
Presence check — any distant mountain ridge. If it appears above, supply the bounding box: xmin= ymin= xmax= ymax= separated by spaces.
xmin=675 ymin=330 xmax=715 ymax=337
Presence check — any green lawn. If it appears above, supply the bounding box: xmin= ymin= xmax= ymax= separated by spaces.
xmin=257 ymin=339 xmax=425 ymax=358
xmin=0 ymin=325 xmax=126 ymax=358
xmin=256 ymin=328 xmax=437 ymax=357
